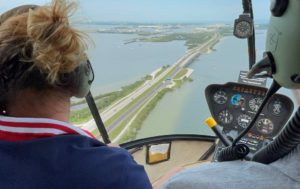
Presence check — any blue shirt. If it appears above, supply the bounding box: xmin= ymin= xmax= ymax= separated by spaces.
xmin=0 ymin=116 xmax=152 ymax=189
xmin=0 ymin=135 xmax=152 ymax=189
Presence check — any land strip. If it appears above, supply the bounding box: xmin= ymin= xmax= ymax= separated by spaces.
xmin=73 ymin=31 xmax=221 ymax=142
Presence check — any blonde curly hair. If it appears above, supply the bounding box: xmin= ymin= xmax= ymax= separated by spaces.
xmin=0 ymin=0 xmax=88 ymax=84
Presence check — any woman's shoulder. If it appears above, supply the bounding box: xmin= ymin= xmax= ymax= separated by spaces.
xmin=35 ymin=135 xmax=152 ymax=188
xmin=52 ymin=135 xmax=152 ymax=188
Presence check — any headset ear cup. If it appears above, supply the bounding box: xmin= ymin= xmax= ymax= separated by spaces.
xmin=49 ymin=61 xmax=93 ymax=98
xmin=73 ymin=61 xmax=93 ymax=98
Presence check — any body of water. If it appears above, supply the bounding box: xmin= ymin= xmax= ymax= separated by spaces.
xmin=83 ymin=28 xmax=296 ymax=140
xmin=87 ymin=33 xmax=187 ymax=94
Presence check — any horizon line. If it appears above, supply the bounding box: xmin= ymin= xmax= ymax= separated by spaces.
xmin=80 ymin=20 xmax=269 ymax=25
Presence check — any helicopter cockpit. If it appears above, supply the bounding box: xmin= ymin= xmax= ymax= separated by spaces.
xmin=1 ymin=0 xmax=300 ymax=188
xmin=96 ymin=0 xmax=299 ymax=186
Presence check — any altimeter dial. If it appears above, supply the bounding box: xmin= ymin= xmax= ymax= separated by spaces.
xmin=249 ymin=97 xmax=263 ymax=112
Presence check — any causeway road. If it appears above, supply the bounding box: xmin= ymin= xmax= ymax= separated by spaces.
xmin=80 ymin=32 xmax=221 ymax=136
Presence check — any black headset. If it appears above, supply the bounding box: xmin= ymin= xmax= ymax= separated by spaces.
xmin=65 ymin=59 xmax=94 ymax=98
xmin=0 ymin=5 xmax=94 ymax=98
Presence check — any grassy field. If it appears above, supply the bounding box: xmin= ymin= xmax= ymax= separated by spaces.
xmin=70 ymin=107 xmax=93 ymax=125
xmin=107 ymin=67 xmax=193 ymax=142
xmin=218 ymin=26 xmax=233 ymax=37
xmin=116 ymin=76 xmax=193 ymax=143
xmin=155 ymin=65 xmax=169 ymax=78
xmin=109 ymin=116 xmax=132 ymax=140
xmin=71 ymin=75 xmax=152 ymax=106
xmin=103 ymin=66 xmax=177 ymax=128
xmin=70 ymin=75 xmax=151 ymax=124
xmin=118 ymin=88 xmax=171 ymax=143
xmin=94 ymin=74 xmax=192 ymax=142
xmin=174 ymin=68 xmax=188 ymax=80
xmin=142 ymin=32 xmax=215 ymax=49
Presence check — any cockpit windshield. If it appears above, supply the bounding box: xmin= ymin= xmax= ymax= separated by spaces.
xmin=2 ymin=0 xmax=296 ymax=145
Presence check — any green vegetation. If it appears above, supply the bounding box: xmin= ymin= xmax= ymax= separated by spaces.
xmin=70 ymin=75 xmax=151 ymax=124
xmin=118 ymin=88 xmax=171 ymax=143
xmin=155 ymin=65 xmax=169 ymax=78
xmin=92 ymin=61 xmax=195 ymax=141
xmin=218 ymin=27 xmax=233 ymax=37
xmin=98 ymin=30 xmax=159 ymax=37
xmin=86 ymin=72 xmax=192 ymax=140
xmin=174 ymin=68 xmax=188 ymax=80
xmin=142 ymin=32 xmax=215 ymax=49
xmin=174 ymin=77 xmax=193 ymax=88
xmin=138 ymin=32 xmax=160 ymax=36
xmin=70 ymin=108 xmax=93 ymax=125
xmin=109 ymin=69 xmax=193 ymax=143
xmin=92 ymin=128 xmax=100 ymax=137
xmin=72 ymin=92 xmax=114 ymax=106
xmin=72 ymin=75 xmax=152 ymax=107
xmin=103 ymin=66 xmax=177 ymax=129
xmin=109 ymin=117 xmax=132 ymax=140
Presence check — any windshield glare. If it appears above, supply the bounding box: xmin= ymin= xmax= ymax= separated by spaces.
xmin=3 ymin=0 xmax=295 ymax=144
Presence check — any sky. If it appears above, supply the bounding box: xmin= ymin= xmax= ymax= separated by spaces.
xmin=0 ymin=0 xmax=270 ymax=23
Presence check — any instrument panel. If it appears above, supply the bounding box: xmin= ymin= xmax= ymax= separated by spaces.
xmin=205 ymin=82 xmax=294 ymax=158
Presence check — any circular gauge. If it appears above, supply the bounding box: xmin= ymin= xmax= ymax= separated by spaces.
xmin=249 ymin=97 xmax=263 ymax=112
xmin=235 ymin=21 xmax=252 ymax=38
xmin=213 ymin=90 xmax=227 ymax=104
xmin=237 ymin=114 xmax=252 ymax=129
xmin=268 ymin=99 xmax=282 ymax=116
xmin=257 ymin=118 xmax=274 ymax=135
xmin=218 ymin=109 xmax=233 ymax=125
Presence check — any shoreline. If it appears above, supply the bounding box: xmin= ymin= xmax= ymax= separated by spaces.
xmin=72 ymin=32 xmax=222 ymax=142
xmin=70 ymin=66 xmax=166 ymax=111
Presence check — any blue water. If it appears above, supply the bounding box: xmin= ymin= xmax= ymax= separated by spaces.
xmin=136 ymin=36 xmax=248 ymax=137
xmin=87 ymin=33 xmax=187 ymax=94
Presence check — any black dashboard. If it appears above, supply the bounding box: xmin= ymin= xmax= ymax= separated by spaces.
xmin=205 ymin=82 xmax=294 ymax=160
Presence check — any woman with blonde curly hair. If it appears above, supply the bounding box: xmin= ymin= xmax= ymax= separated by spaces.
xmin=0 ymin=1 xmax=151 ymax=188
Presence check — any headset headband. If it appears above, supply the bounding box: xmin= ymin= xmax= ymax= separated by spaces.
xmin=0 ymin=5 xmax=38 ymax=25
